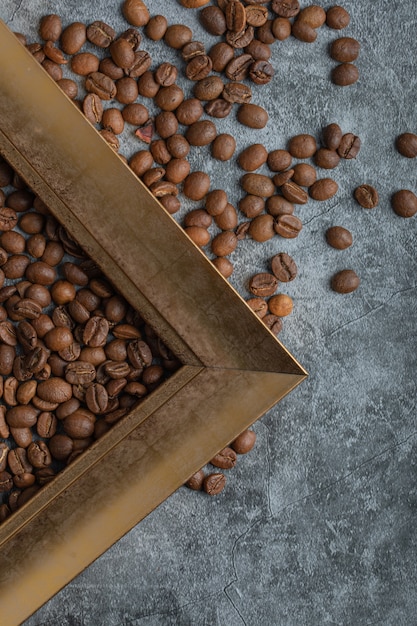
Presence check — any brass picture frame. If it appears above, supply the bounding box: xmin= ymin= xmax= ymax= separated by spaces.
xmin=0 ymin=22 xmax=306 ymax=624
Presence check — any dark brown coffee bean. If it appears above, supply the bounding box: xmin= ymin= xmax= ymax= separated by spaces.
xmin=0 ymin=344 xmax=16 ymax=375
xmin=6 ymin=405 xmax=38 ymax=429
xmin=42 ymin=58 xmax=63 ymax=81
xmin=314 ymin=148 xmax=341 ymax=169
xmin=331 ymin=269 xmax=360 ymax=293
xmin=83 ymin=316 xmax=109 ymax=347
xmin=200 ymin=7 xmax=227 ymax=36
xmin=203 ymin=472 xmax=226 ymax=495
xmin=8 ymin=191 xmax=34 ymax=212
xmin=85 ymin=383 xmax=108 ymax=413
xmin=208 ymin=42 xmax=234 ymax=72
xmin=246 ymin=297 xmax=268 ymax=318
xmin=332 ymin=63 xmax=359 ymax=86
xmin=210 ymin=446 xmax=237 ymax=469
xmin=238 ymin=144 xmax=268 ymax=172
xmin=205 ymin=190 xmax=228 ymax=217
xmin=182 ymin=41 xmax=206 ymax=63
xmin=225 ymin=54 xmax=253 ymax=81
xmin=271 ymin=0 xmax=300 ymax=18
xmin=164 ymin=24 xmax=193 ymax=49
xmin=241 ymin=173 xmax=275 ymax=198
xmin=271 ymin=252 xmax=298 ymax=281
xmin=26 ymin=441 xmax=51 ymax=469
xmin=63 ymin=409 xmax=96 ymax=439
xmin=183 ymin=171 xmax=211 ymax=200
xmin=330 ymin=37 xmax=360 ymax=62
xmin=211 ymin=231 xmax=238 ymax=257
xmin=281 ymin=181 xmax=308 ymax=204
xmin=194 ymin=76 xmax=224 ymax=101
xmin=122 ymin=0 xmax=150 ymax=27
xmin=249 ymin=60 xmax=274 ymax=84
xmin=249 ymin=273 xmax=278 ymax=297
xmin=39 ymin=14 xmax=62 ymax=42
xmin=248 ymin=214 xmax=275 ymax=242
xmin=237 ymin=103 xmax=268 ymax=129
xmin=211 ymin=134 xmax=236 ymax=161
xmin=309 ymin=178 xmax=338 ymax=201
xmin=297 ymin=5 xmax=326 ymax=28
xmin=231 ymin=429 xmax=256 ymax=454
xmin=227 ymin=25 xmax=255 ymax=48
xmin=0 ymin=207 xmax=18 ymax=231
xmin=245 ymin=5 xmax=268 ymax=27
xmin=185 ymin=469 xmax=205 ymax=491
xmin=7 ymin=447 xmax=32 ymax=475
xmin=204 ymin=99 xmax=232 ymax=119
xmin=292 ymin=20 xmax=317 ymax=43
xmin=86 ymin=20 xmax=116 ymax=48
xmin=145 ymin=14 xmax=168 ymax=40
xmin=354 ymin=184 xmax=379 ymax=209
xmin=325 ymin=226 xmax=353 ymax=250
xmin=337 ymin=133 xmax=361 ymax=159
xmin=292 ymin=163 xmax=317 ymax=187
xmin=36 ymin=412 xmax=57 ymax=438
xmin=238 ymin=195 xmax=264 ymax=218
xmin=85 ymin=72 xmax=116 ymax=100
xmin=326 ymin=6 xmax=350 ymax=30
xmin=71 ymin=52 xmax=99 ymax=76
xmin=0 ymin=471 xmax=13 ymax=493
xmin=391 ymin=190 xmax=417 ymax=218
xmin=266 ymin=196 xmax=294 ymax=217
xmin=245 ymin=39 xmax=271 ymax=61
xmin=185 ymin=120 xmax=217 ymax=146
xmin=60 ymin=22 xmax=87 ymax=54
xmin=154 ymin=85 xmax=184 ymax=111
xmin=288 ymin=134 xmax=317 ymax=159
xmin=222 ymin=83 xmax=252 ymax=104
xmin=37 ymin=378 xmax=72 ymax=403
xmin=64 ymin=361 xmax=96 ymax=385
xmin=83 ymin=93 xmax=103 ymax=125
xmin=396 ymin=133 xmax=417 ymax=159
xmin=274 ymin=214 xmax=303 ymax=238
xmin=226 ymin=1 xmax=247 ymax=32
xmin=127 ymin=340 xmax=153 ymax=369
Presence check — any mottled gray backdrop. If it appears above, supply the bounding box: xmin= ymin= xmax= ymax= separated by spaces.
xmin=1 ymin=0 xmax=416 ymax=624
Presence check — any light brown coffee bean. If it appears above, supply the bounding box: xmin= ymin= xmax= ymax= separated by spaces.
xmin=60 ymin=22 xmax=87 ymax=54
xmin=238 ymin=144 xmax=268 ymax=171
xmin=241 ymin=173 xmax=275 ymax=198
xmin=231 ymin=429 xmax=256 ymax=454
xmin=288 ymin=134 xmax=317 ymax=159
xmin=183 ymin=172 xmax=211 ymax=201
xmin=211 ymin=134 xmax=236 ymax=161
xmin=323 ymin=123 xmax=343 ymax=150
xmin=309 ymin=178 xmax=339 ymax=201
xmin=122 ymin=0 xmax=150 ymax=26
xmin=211 ymin=231 xmax=238 ymax=257
xmin=200 ymin=6 xmax=227 ymax=36
xmin=237 ymin=103 xmax=268 ymax=129
xmin=248 ymin=214 xmax=275 ymax=242
xmin=268 ymin=293 xmax=293 ymax=317
xmin=274 ymin=214 xmax=303 ymax=238
xmin=281 ymin=181 xmax=308 ymax=204
xmin=145 ymin=14 xmax=168 ymax=40
xmin=37 ymin=378 xmax=72 ymax=403
xmin=326 ymin=6 xmax=350 ymax=30
xmin=266 ymin=196 xmax=294 ymax=217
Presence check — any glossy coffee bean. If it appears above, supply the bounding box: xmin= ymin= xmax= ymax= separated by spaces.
xmin=331 ymin=269 xmax=360 ymax=293
xmin=325 ymin=226 xmax=353 ymax=250
xmin=271 ymin=252 xmax=298 ymax=282
xmin=391 ymin=190 xmax=417 ymax=218
xmin=354 ymin=185 xmax=379 ymax=209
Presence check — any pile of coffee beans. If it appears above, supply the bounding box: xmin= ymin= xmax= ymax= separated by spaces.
xmin=3 ymin=1 xmax=416 ymax=501
xmin=0 ymin=159 xmax=180 ymax=522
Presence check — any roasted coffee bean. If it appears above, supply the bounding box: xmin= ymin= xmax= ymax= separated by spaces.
xmin=331 ymin=269 xmax=360 ymax=293
xmin=292 ymin=163 xmax=317 ymax=187
xmin=326 ymin=226 xmax=353 ymax=250
xmin=391 ymin=190 xmax=417 ymax=218
xmin=241 ymin=173 xmax=275 ymax=198
xmin=326 ymin=6 xmax=350 ymax=30
xmin=274 ymin=214 xmax=303 ymax=238
xmin=37 ymin=378 xmax=72 ymax=403
xmin=354 ymin=184 xmax=379 ymax=209
xmin=264 ymin=313 xmax=284 ymax=333
xmin=6 ymin=405 xmax=38 ymax=429
xmin=331 ymin=63 xmax=359 ymax=86
xmin=115 ymin=77 xmax=138 ymax=104
xmin=268 ymin=293 xmax=293 ymax=317
xmin=164 ymin=24 xmax=193 ymax=49
xmin=297 ymin=5 xmax=326 ymax=28
xmin=183 ymin=171 xmax=211 ymax=201
xmin=267 ymin=149 xmax=292 ymax=172
xmin=330 ymin=37 xmax=360 ymax=62
xmin=37 ymin=411 xmax=57 ymax=438
xmin=39 ymin=14 xmax=62 ymax=41
xmin=238 ymin=195 xmax=265 ymax=218
xmin=208 ymin=42 xmax=234 ymax=72
xmin=214 ymin=203 xmax=238 ymax=231
xmin=86 ymin=20 xmax=115 ymax=48
xmin=200 ymin=7 xmax=227 ymax=36
xmin=231 ymin=429 xmax=256 ymax=454
xmin=185 ymin=469 xmax=205 ymax=491
xmin=225 ymin=54 xmax=253 ymax=81
xmin=212 ymin=256 xmax=234 ymax=278
xmin=175 ymin=98 xmax=204 ymax=125
xmin=205 ymin=190 xmax=228 ymax=217
xmin=245 ymin=5 xmax=268 ymax=27
xmin=288 ymin=134 xmax=317 ymax=159
xmin=203 ymin=473 xmax=226 ymax=495
xmin=0 ymin=344 xmax=16 ymax=375
xmin=85 ymin=72 xmax=117 ymax=100
xmin=337 ymin=133 xmax=361 ymax=159
xmin=226 ymin=1 xmax=247 ymax=33
xmin=272 ymin=169 xmax=294 ymax=187
xmin=82 ymin=93 xmax=103 ymax=125
xmin=122 ymin=0 xmax=150 ymax=27
xmin=13 ymin=473 xmax=36 ymax=489
xmin=396 ymin=133 xmax=417 ymax=159
xmin=314 ymin=148 xmax=341 ymax=169
xmin=210 ymin=446 xmax=237 ymax=469
xmin=246 ymin=297 xmax=268 ymax=318
xmin=309 ymin=178 xmax=338 ymax=201
xmin=154 ymin=62 xmax=178 ymax=86
xmin=85 ymin=383 xmax=108 ymax=413
xmin=238 ymin=144 xmax=268 ymax=171
xmin=83 ymin=316 xmax=109 ymax=347
xmin=211 ymin=231 xmax=238 ymax=257
xmin=42 ymin=59 xmax=63 ymax=81
xmin=211 ymin=134 xmax=236 ymax=161
xmin=266 ymin=196 xmax=294 ymax=217
xmin=249 ymin=60 xmax=274 ymax=84
xmin=184 ymin=208 xmax=212 ymax=230
xmin=226 ymin=25 xmax=254 ymax=49
xmin=237 ymin=103 xmax=268 ymax=128
xmin=194 ymin=76 xmax=224 ymax=101
xmin=185 ymin=120 xmax=217 ymax=146
xmin=0 ymin=471 xmax=13 ymax=493
xmin=154 ymin=85 xmax=184 ymax=111
xmin=249 ymin=273 xmax=278 ymax=297
xmin=223 ymin=83 xmax=252 ymax=107
xmin=63 ymin=409 xmax=96 ymax=439
xmin=27 ymin=441 xmax=51 ymax=468
xmin=248 ymin=214 xmax=275 ymax=242
xmin=71 ymin=52 xmax=100 ymax=76
xmin=271 ymin=0 xmax=300 ymax=18
xmin=245 ymin=39 xmax=271 ymax=61
xmin=0 ymin=207 xmax=18 ymax=231
xmin=292 ymin=20 xmax=317 ymax=43
xmin=271 ymin=252 xmax=298 ymax=282
xmin=145 ymin=14 xmax=168 ymax=40
xmin=127 ymin=340 xmax=153 ymax=369
xmin=60 ymin=22 xmax=87 ymax=54
xmin=281 ymin=181 xmax=308 ymax=204
xmin=204 ymin=99 xmax=232 ymax=119
xmin=137 ymin=70 xmax=159 ymax=97
xmin=186 ymin=55 xmax=213 ymax=81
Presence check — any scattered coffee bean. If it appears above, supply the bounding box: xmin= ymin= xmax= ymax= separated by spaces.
xmin=396 ymin=133 xmax=417 ymax=158
xmin=391 ymin=190 xmax=417 ymax=218
xmin=325 ymin=226 xmax=353 ymax=249
xmin=268 ymin=294 xmax=294 ymax=317
xmin=249 ymin=273 xmax=279 ymax=297
xmin=331 ymin=269 xmax=360 ymax=293
xmin=271 ymin=252 xmax=298 ymax=282
xmin=354 ymin=184 xmax=379 ymax=209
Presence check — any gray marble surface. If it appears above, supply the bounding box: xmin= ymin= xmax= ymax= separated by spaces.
xmin=2 ymin=0 xmax=417 ymax=624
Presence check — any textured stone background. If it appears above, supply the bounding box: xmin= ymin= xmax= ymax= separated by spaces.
xmin=2 ymin=0 xmax=417 ymax=624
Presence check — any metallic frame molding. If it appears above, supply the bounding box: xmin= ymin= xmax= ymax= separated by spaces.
xmin=0 ymin=22 xmax=307 ymax=624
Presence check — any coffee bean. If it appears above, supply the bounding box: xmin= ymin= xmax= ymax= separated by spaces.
xmin=337 ymin=133 xmax=361 ymax=159
xmin=248 ymin=214 xmax=275 ymax=242
xmin=63 ymin=409 xmax=96 ymax=439
xmin=332 ymin=63 xmax=359 ymax=86
xmin=396 ymin=133 xmax=417 ymax=158
xmin=330 ymin=37 xmax=360 ymax=62
xmin=281 ymin=181 xmax=308 ymax=204
xmin=274 ymin=214 xmax=303 ymax=238
xmin=71 ymin=52 xmax=100 ymax=76
xmin=314 ymin=148 xmax=341 ymax=169
xmin=37 ymin=378 xmax=73 ymax=403
xmin=37 ymin=411 xmax=57 ymax=438
xmin=183 ymin=171 xmax=211 ymax=200
xmin=203 ymin=473 xmax=226 ymax=495
xmin=237 ymin=103 xmax=268 ymax=129
xmin=249 ymin=273 xmax=279 ymax=297
xmin=145 ymin=15 xmax=168 ymax=41
xmin=268 ymin=294 xmax=293 ymax=317
xmin=211 ymin=231 xmax=238 ymax=257
xmin=354 ymin=184 xmax=379 ymax=209
xmin=154 ymin=85 xmax=184 ymax=111
xmin=241 ymin=173 xmax=275 ymax=198
xmin=39 ymin=14 xmax=62 ymax=41
xmin=211 ymin=134 xmax=236 ymax=161
xmin=297 ymin=5 xmax=326 ymax=28
xmin=214 ymin=203 xmax=238 ymax=230
xmin=322 ymin=123 xmax=343 ymax=150
xmin=194 ymin=76 xmax=225 ymax=102
xmin=6 ymin=405 xmax=38 ymax=429
xmin=239 ymin=195 xmax=265 ymax=218
xmin=391 ymin=190 xmax=417 ymax=218
xmin=291 ymin=20 xmax=317 ymax=43
xmin=266 ymin=196 xmax=294 ymax=217
xmin=288 ymin=134 xmax=317 ymax=159
xmin=85 ymin=72 xmax=117 ymax=100
xmin=331 ymin=269 xmax=360 ymax=293
xmin=326 ymin=6 xmax=350 ymax=30
xmin=164 ymin=24 xmax=193 ymax=49
xmin=271 ymin=0 xmax=300 ymax=18
xmin=185 ymin=120 xmax=217 ymax=146
xmin=60 ymin=22 xmax=87 ymax=54
xmin=83 ymin=93 xmax=103 ymax=125
xmin=208 ymin=42 xmax=234 ymax=72
xmin=185 ymin=469 xmax=205 ymax=491
xmin=231 ymin=429 xmax=256 ymax=454
xmin=122 ymin=0 xmax=150 ymax=27
xmin=210 ymin=446 xmax=237 ymax=470
xmin=309 ymin=178 xmax=338 ymax=201
xmin=238 ymin=144 xmax=268 ymax=171
xmin=325 ymin=226 xmax=353 ymax=250
xmin=271 ymin=252 xmax=298 ymax=282
xmin=245 ymin=5 xmax=268 ymax=28
xmin=205 ymin=98 xmax=233 ymax=119
xmin=272 ymin=17 xmax=292 ymax=40
xmin=225 ymin=1 xmax=247 ymax=33
xmin=200 ymin=6 xmax=227 ymax=36
xmin=245 ymin=39 xmax=271 ymax=61
xmin=292 ymin=163 xmax=317 ymax=187
xmin=222 ymin=82 xmax=252 ymax=105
